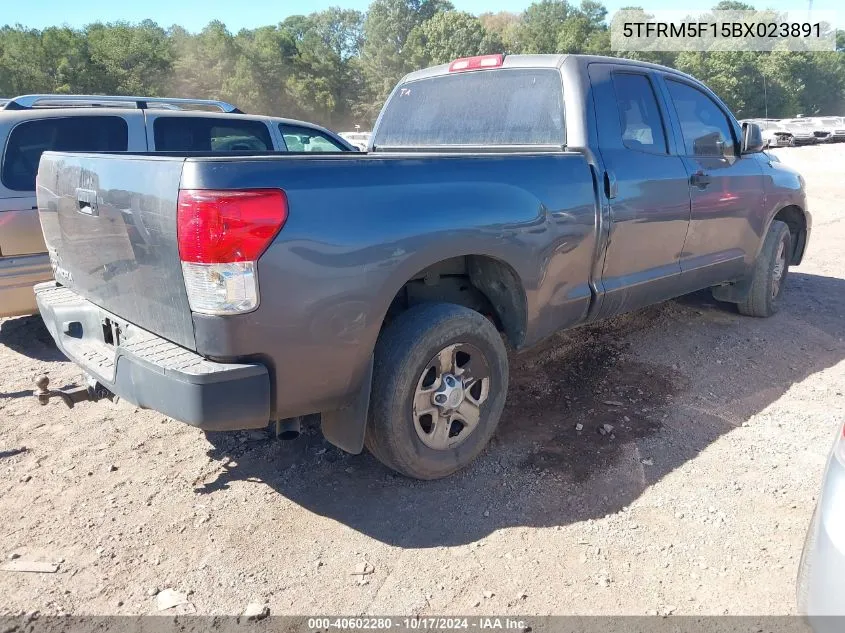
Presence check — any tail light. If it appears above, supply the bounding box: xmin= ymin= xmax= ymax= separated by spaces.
xmin=177 ymin=189 xmax=287 ymax=315
xmin=448 ymin=54 xmax=504 ymax=73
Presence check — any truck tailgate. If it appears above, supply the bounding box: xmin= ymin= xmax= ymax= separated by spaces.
xmin=36 ymin=153 xmax=196 ymax=350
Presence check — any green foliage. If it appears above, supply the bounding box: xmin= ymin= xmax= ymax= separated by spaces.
xmin=407 ymin=11 xmax=502 ymax=67
xmin=358 ymin=0 xmax=454 ymax=119
xmin=0 ymin=0 xmax=842 ymax=127
xmin=515 ymin=0 xmax=573 ymax=54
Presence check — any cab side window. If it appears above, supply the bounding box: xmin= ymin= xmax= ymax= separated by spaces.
xmin=611 ymin=72 xmax=668 ymax=154
xmin=666 ymin=79 xmax=737 ymax=158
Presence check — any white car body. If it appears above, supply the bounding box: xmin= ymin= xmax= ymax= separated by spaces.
xmin=813 ymin=117 xmax=845 ymax=142
xmin=338 ymin=131 xmax=371 ymax=151
xmin=781 ymin=119 xmax=822 ymax=145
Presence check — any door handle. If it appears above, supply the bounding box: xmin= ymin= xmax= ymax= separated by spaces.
xmin=604 ymin=170 xmax=618 ymax=199
xmin=690 ymin=171 xmax=711 ymax=188
xmin=76 ymin=188 xmax=99 ymax=216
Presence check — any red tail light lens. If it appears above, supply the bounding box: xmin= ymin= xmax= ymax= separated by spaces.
xmin=177 ymin=189 xmax=288 ymax=263
xmin=448 ymin=54 xmax=504 ymax=73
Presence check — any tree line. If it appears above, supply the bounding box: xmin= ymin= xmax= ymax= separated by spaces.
xmin=1 ymin=0 xmax=843 ymax=130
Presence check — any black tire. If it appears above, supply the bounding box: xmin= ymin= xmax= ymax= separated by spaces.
xmin=365 ymin=302 xmax=509 ymax=480
xmin=736 ymin=219 xmax=792 ymax=318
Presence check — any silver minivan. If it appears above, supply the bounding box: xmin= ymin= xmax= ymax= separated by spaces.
xmin=0 ymin=94 xmax=354 ymax=318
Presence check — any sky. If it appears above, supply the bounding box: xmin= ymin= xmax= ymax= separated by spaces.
xmin=3 ymin=0 xmax=839 ymax=32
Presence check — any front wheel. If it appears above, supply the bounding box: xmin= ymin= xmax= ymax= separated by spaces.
xmin=365 ymin=302 xmax=509 ymax=480
xmin=736 ymin=219 xmax=792 ymax=318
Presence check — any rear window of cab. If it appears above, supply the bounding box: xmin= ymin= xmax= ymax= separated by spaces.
xmin=373 ymin=68 xmax=564 ymax=149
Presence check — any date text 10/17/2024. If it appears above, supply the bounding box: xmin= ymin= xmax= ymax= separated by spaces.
xmin=305 ymin=618 xmax=530 ymax=631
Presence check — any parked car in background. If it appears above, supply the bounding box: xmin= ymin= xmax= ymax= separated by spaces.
xmin=759 ymin=120 xmax=796 ymax=148
xmin=762 ymin=124 xmax=796 ymax=147
xmin=803 ymin=118 xmax=834 ymax=143
xmin=812 ymin=117 xmax=845 ymax=142
xmin=0 ymin=94 xmax=354 ymax=318
xmin=798 ymin=421 xmax=845 ymax=627
xmin=33 ymin=55 xmax=810 ymax=479
xmin=780 ymin=119 xmax=821 ymax=145
xmin=339 ymin=130 xmax=371 ymax=151
xmin=741 ymin=119 xmax=794 ymax=148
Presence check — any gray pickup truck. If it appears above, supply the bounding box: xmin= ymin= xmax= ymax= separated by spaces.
xmin=33 ymin=54 xmax=809 ymax=479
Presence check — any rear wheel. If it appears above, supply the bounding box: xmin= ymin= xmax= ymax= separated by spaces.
xmin=735 ymin=219 xmax=792 ymax=318
xmin=365 ymin=302 xmax=508 ymax=480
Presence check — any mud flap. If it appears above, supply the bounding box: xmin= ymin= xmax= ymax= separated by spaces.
xmin=320 ymin=356 xmax=373 ymax=454
xmin=712 ymin=276 xmax=751 ymax=303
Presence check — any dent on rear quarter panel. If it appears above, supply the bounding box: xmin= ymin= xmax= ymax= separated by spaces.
xmin=187 ymin=153 xmax=597 ymax=419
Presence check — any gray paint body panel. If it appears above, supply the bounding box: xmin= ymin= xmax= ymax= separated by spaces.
xmin=181 ymin=152 xmax=598 ymax=418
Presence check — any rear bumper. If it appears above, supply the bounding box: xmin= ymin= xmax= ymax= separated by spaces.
xmin=0 ymin=253 xmax=52 ymax=318
xmin=35 ymin=282 xmax=271 ymax=431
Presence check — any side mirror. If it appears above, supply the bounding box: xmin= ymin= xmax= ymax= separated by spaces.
xmin=742 ymin=122 xmax=765 ymax=154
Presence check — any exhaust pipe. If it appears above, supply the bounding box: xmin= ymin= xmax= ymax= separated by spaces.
xmin=274 ymin=417 xmax=302 ymax=440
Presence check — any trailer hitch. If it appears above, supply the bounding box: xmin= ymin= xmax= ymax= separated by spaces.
xmin=34 ymin=375 xmax=112 ymax=409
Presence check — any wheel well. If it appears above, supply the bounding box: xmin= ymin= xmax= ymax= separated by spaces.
xmin=773 ymin=205 xmax=807 ymax=264
xmin=384 ymin=255 xmax=527 ymax=348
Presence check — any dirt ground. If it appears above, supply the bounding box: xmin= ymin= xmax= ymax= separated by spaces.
xmin=1 ymin=144 xmax=843 ymax=617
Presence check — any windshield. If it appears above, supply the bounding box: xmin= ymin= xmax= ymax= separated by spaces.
xmin=373 ymin=68 xmax=564 ymax=148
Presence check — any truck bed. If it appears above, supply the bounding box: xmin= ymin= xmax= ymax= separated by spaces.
xmin=37 ymin=149 xmax=599 ymax=418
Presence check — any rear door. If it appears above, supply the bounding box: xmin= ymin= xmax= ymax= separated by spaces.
xmin=588 ymin=63 xmax=692 ymax=318
xmin=0 ymin=112 xmax=143 ymax=256
xmin=659 ymin=75 xmax=764 ymax=285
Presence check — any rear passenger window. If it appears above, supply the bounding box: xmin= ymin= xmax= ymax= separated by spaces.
xmin=2 ymin=116 xmax=128 ymax=192
xmin=154 ymin=117 xmax=272 ymax=152
xmin=666 ymin=79 xmax=737 ymax=157
xmin=611 ymin=73 xmax=667 ymax=154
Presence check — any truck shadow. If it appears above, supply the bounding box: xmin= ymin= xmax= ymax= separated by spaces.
xmin=0 ymin=314 xmax=66 ymax=363
xmin=198 ymin=271 xmax=845 ymax=548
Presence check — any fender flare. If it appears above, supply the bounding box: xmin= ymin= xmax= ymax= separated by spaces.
xmin=759 ymin=203 xmax=810 ymax=265
xmin=320 ymin=250 xmax=528 ymax=455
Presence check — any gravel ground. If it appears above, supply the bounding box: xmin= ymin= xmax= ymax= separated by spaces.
xmin=0 ymin=144 xmax=843 ymax=617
